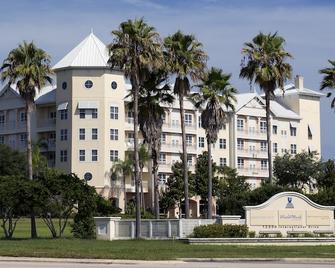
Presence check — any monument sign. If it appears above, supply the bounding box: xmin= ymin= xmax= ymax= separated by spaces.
xmin=244 ymin=192 xmax=335 ymax=236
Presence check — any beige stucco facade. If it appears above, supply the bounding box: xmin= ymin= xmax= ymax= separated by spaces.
xmin=0 ymin=33 xmax=323 ymax=217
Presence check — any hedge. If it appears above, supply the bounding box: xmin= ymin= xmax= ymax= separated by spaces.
xmin=192 ymin=224 xmax=248 ymax=238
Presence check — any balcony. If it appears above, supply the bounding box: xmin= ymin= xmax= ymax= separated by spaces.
xmin=160 ymin=142 xmax=197 ymax=154
xmin=39 ymin=139 xmax=56 ymax=152
xmin=125 ymin=181 xmax=148 ymax=193
xmin=236 ymin=128 xmax=267 ymax=140
xmin=125 ymin=138 xmax=145 ymax=150
xmin=162 ymin=122 xmax=197 ymax=134
xmin=237 ymin=167 xmax=269 ymax=178
xmin=236 ymin=148 xmax=268 ymax=158
xmin=0 ymin=121 xmax=26 ymax=134
xmin=37 ymin=119 xmax=56 ymax=132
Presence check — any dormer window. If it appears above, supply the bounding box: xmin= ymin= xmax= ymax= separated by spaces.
xmin=111 ymin=81 xmax=117 ymax=90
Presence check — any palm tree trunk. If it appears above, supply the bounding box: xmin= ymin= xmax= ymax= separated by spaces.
xmin=265 ymin=93 xmax=273 ymax=183
xmin=133 ymin=79 xmax=141 ymax=238
xmin=153 ymin=159 xmax=160 ymax=219
xmin=26 ymin=102 xmax=37 ymax=239
xmin=140 ymin=168 xmax=144 ymax=210
xmin=207 ymin=139 xmax=213 ymax=219
xmin=148 ymin=150 xmax=154 ymax=211
xmin=179 ymin=96 xmax=189 ymax=219
xmin=123 ymin=175 xmax=127 ymax=213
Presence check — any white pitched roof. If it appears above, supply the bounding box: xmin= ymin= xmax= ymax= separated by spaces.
xmin=236 ymin=92 xmax=300 ymax=120
xmin=272 ymin=83 xmax=324 ymax=97
xmin=53 ymin=33 xmax=109 ymax=70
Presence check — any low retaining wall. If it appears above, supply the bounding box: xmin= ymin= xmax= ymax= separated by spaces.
xmin=94 ymin=217 xmax=217 ymax=240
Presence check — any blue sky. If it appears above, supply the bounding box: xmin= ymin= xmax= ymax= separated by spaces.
xmin=0 ymin=0 xmax=334 ymax=159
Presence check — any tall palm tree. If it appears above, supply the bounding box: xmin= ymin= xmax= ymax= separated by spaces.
xmin=191 ymin=67 xmax=237 ymax=219
xmin=240 ymin=32 xmax=292 ymax=183
xmin=128 ymin=69 xmax=174 ymax=218
xmin=108 ymin=18 xmax=163 ymax=237
xmin=164 ymin=31 xmax=207 ymax=218
xmin=319 ymin=59 xmax=335 ymax=108
xmin=0 ymin=41 xmax=53 ymax=238
xmin=111 ymin=158 xmax=133 ymax=213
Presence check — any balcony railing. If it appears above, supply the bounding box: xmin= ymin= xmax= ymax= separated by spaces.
xmin=0 ymin=121 xmax=26 ymax=133
xmin=125 ymin=138 xmax=144 ymax=149
xmin=37 ymin=119 xmax=56 ymax=129
xmin=125 ymin=181 xmax=148 ymax=193
xmin=237 ymin=167 xmax=269 ymax=177
xmin=236 ymin=148 xmax=268 ymax=158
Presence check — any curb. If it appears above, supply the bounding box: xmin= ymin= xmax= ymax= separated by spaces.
xmin=1 ymin=256 xmax=335 ymax=264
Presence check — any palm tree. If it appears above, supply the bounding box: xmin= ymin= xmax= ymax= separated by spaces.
xmin=111 ymin=158 xmax=133 ymax=213
xmin=128 ymin=69 xmax=174 ymax=218
xmin=319 ymin=59 xmax=335 ymax=108
xmin=0 ymin=41 xmax=53 ymax=238
xmin=138 ymin=144 xmax=149 ymax=210
xmin=108 ymin=18 xmax=163 ymax=237
xmin=164 ymin=31 xmax=207 ymax=218
xmin=191 ymin=67 xmax=237 ymax=219
xmin=240 ymin=32 xmax=292 ymax=183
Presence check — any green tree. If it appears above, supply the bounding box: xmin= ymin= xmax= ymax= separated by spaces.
xmin=133 ymin=69 xmax=174 ymax=218
xmin=108 ymin=18 xmax=163 ymax=237
xmin=273 ymin=151 xmax=322 ymax=191
xmin=191 ymin=67 xmax=237 ymax=218
xmin=0 ymin=176 xmax=30 ymax=239
xmin=319 ymin=60 xmax=335 ymax=108
xmin=164 ymin=31 xmax=207 ymax=218
xmin=217 ymin=167 xmax=250 ymax=216
xmin=111 ymin=158 xmax=133 ymax=213
xmin=160 ymin=161 xmax=195 ymax=218
xmin=0 ymin=41 xmax=53 ymax=238
xmin=0 ymin=144 xmax=26 ymax=177
xmin=194 ymin=152 xmax=219 ymax=216
xmin=240 ymin=32 xmax=292 ymax=182
xmin=317 ymin=159 xmax=335 ymax=189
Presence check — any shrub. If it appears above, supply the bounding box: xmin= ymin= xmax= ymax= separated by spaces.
xmin=192 ymin=224 xmax=248 ymax=238
xmin=248 ymin=231 xmax=256 ymax=238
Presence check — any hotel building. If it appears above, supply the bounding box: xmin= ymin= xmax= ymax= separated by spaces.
xmin=0 ymin=33 xmax=323 ymax=217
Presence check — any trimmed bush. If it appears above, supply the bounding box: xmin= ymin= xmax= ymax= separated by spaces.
xmin=248 ymin=231 xmax=256 ymax=238
xmin=192 ymin=224 xmax=248 ymax=238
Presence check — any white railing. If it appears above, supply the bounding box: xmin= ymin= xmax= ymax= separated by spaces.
xmin=37 ymin=119 xmax=56 ymax=128
xmin=0 ymin=121 xmax=26 ymax=132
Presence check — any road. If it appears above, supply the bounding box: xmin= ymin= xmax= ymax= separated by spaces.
xmin=0 ymin=260 xmax=335 ymax=268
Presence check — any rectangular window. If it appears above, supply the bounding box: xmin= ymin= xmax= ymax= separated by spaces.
xmin=220 ymin=157 xmax=227 ymax=167
xmin=79 ymin=109 xmax=85 ymax=119
xmin=261 ymin=160 xmax=268 ymax=170
xmin=186 ymin=134 xmax=192 ymax=145
xmin=92 ymin=128 xmax=98 ymax=140
xmin=281 ymin=130 xmax=287 ymax=136
xmin=291 ymin=144 xmax=297 ymax=154
xmin=159 ymin=153 xmax=166 ymax=164
xmin=273 ymin=142 xmax=278 ymax=153
xmin=158 ymin=173 xmax=167 ymax=184
xmin=110 ymin=150 xmax=119 ymax=161
xmin=110 ymin=129 xmax=119 ymax=140
xmin=290 ymin=127 xmax=297 ymax=136
xmin=162 ymin=113 xmax=166 ymax=123
xmin=60 ymin=129 xmax=68 ymax=141
xmin=110 ymin=106 xmax=119 ymax=119
xmin=79 ymin=150 xmax=85 ymax=161
xmin=187 ymin=155 xmax=192 ymax=166
xmin=60 ymin=150 xmax=67 ymax=162
xmin=237 ymin=139 xmax=244 ymax=150
xmin=20 ymin=112 xmax=27 ymax=122
xmin=92 ymin=109 xmax=98 ymax=119
xmin=260 ymin=121 xmax=267 ymax=133
xmin=20 ymin=133 xmax=27 ymax=145
xmin=49 ymin=111 xmax=56 ymax=120
xmin=185 ymin=114 xmax=192 ymax=126
xmin=127 ymin=111 xmax=134 ymax=123
xmin=60 ymin=110 xmax=68 ymax=120
xmin=198 ymin=137 xmax=205 ymax=148
xmin=0 ymin=135 xmax=4 ymax=144
xmin=198 ymin=116 xmax=202 ymax=128
xmin=219 ymin=138 xmax=226 ymax=149
xmin=161 ymin=133 xmax=166 ymax=144
xmin=272 ymin=125 xmax=277 ymax=135
xmin=237 ymin=119 xmax=244 ymax=131
xmin=237 ymin=158 xmax=244 ymax=169
xmin=79 ymin=128 xmax=85 ymax=140
xmin=92 ymin=149 xmax=98 ymax=161
xmin=0 ymin=114 xmax=5 ymax=125
xmin=308 ymin=125 xmax=313 ymax=139
xmin=260 ymin=141 xmax=267 ymax=151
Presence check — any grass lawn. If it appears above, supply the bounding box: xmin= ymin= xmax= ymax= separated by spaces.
xmin=1 ymin=218 xmax=335 ymax=260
